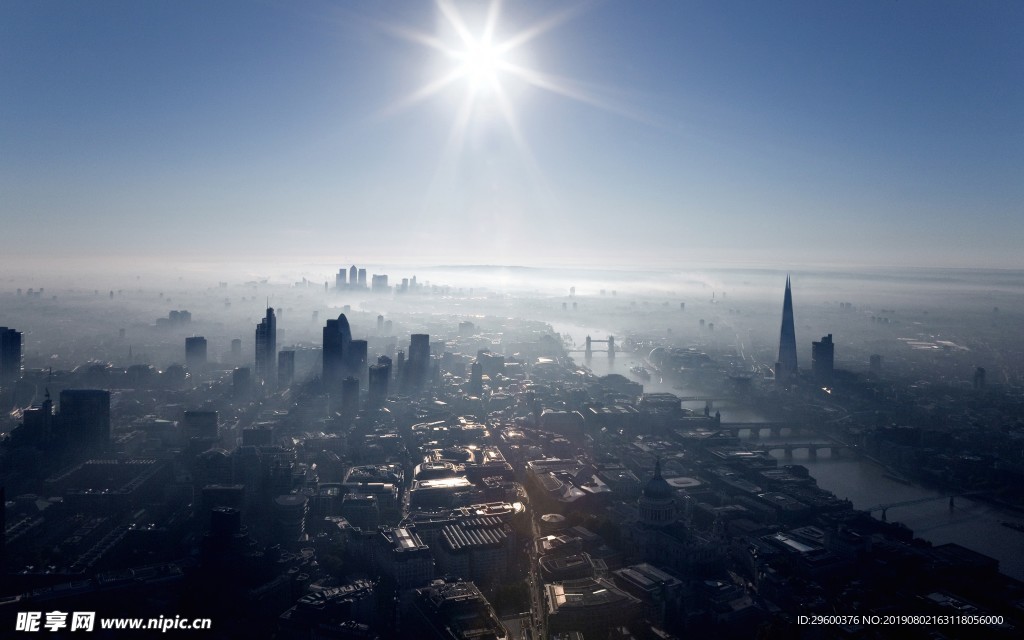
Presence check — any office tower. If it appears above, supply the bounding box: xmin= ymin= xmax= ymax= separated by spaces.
xmin=185 ymin=336 xmax=208 ymax=370
xmin=183 ymin=410 xmax=218 ymax=441
xmin=348 ymin=265 xmax=357 ymax=287
xmin=357 ymin=268 xmax=367 ymax=288
xmin=231 ymin=338 xmax=242 ymax=360
xmin=278 ymin=350 xmax=295 ymax=388
xmin=377 ymin=315 xmax=384 ymax=333
xmin=775 ymin=275 xmax=798 ymax=382
xmin=812 ymin=334 xmax=834 ymax=382
xmin=341 ymin=376 xmax=359 ymax=417
xmin=347 ymin=340 xmax=368 ymax=382
xmin=335 ymin=268 xmax=347 ymax=290
xmin=0 ymin=327 xmax=23 ymax=387
xmin=323 ymin=314 xmax=352 ymax=391
xmin=469 ymin=361 xmax=483 ymax=396
xmin=368 ymin=363 xmax=390 ymax=408
xmin=371 ymin=274 xmax=388 ymax=292
xmin=59 ymin=389 xmax=111 ymax=450
xmin=255 ymin=307 xmax=277 ymax=386
xmin=21 ymin=391 xmax=54 ymax=445
xmin=405 ymin=334 xmax=430 ymax=391
xmin=233 ymin=367 xmax=252 ymax=397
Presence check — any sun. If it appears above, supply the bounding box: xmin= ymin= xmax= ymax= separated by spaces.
xmin=454 ymin=37 xmax=505 ymax=93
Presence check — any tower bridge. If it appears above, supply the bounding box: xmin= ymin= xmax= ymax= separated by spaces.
xmin=565 ymin=335 xmax=615 ymax=359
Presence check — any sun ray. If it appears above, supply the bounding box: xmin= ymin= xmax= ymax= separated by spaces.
xmin=372 ymin=68 xmax=465 ymax=121
xmin=493 ymin=2 xmax=591 ymax=55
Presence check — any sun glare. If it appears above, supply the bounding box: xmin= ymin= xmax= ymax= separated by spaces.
xmin=455 ymin=38 xmax=504 ymax=92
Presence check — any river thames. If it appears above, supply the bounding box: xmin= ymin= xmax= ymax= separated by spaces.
xmin=554 ymin=324 xmax=1024 ymax=582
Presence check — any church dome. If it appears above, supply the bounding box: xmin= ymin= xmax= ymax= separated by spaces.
xmin=638 ymin=459 xmax=677 ymax=526
xmin=642 ymin=459 xmax=673 ymax=501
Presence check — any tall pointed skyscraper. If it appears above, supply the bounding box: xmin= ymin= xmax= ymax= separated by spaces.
xmin=776 ymin=275 xmax=798 ymax=382
xmin=255 ymin=307 xmax=277 ymax=386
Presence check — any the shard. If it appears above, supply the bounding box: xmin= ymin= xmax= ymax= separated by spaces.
xmin=776 ymin=275 xmax=797 ymax=382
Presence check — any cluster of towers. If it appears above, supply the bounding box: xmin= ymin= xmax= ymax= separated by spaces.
xmin=335 ymin=265 xmax=368 ymax=290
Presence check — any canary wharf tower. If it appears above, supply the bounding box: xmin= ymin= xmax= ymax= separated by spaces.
xmin=776 ymin=276 xmax=798 ymax=382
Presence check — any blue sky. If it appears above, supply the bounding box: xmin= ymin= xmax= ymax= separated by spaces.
xmin=2 ymin=0 xmax=1021 ymax=269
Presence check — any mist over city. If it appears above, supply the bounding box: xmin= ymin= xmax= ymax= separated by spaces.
xmin=2 ymin=1 xmax=1023 ymax=638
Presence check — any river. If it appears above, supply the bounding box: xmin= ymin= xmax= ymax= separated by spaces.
xmin=550 ymin=321 xmax=1024 ymax=581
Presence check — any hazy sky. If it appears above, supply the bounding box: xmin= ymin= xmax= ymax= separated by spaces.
xmin=2 ymin=1 xmax=1021 ymax=270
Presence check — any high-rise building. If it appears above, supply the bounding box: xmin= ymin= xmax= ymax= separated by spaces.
xmin=0 ymin=327 xmax=23 ymax=387
xmin=278 ymin=350 xmax=295 ymax=388
xmin=812 ymin=334 xmax=834 ymax=382
xmin=341 ymin=376 xmax=360 ymax=417
xmin=368 ymin=358 xmax=391 ymax=408
xmin=335 ymin=268 xmax=347 ymax=290
xmin=323 ymin=314 xmax=352 ymax=391
xmin=185 ymin=336 xmax=208 ymax=370
xmin=371 ymin=274 xmax=389 ymax=292
xmin=59 ymin=389 xmax=111 ymax=450
xmin=231 ymin=338 xmax=242 ymax=360
xmin=405 ymin=334 xmax=431 ymax=391
xmin=346 ymin=340 xmax=368 ymax=382
xmin=357 ymin=268 xmax=367 ymax=288
xmin=255 ymin=308 xmax=277 ymax=386
xmin=775 ymin=276 xmax=798 ymax=382
xmin=349 ymin=265 xmax=358 ymax=288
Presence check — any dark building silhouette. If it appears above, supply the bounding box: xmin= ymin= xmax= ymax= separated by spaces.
xmin=183 ymin=410 xmax=218 ymax=441
xmin=775 ymin=275 xmax=798 ymax=382
xmin=347 ymin=339 xmax=368 ymax=382
xmin=0 ymin=326 xmax=23 ymax=387
xmin=405 ymin=334 xmax=431 ymax=391
xmin=974 ymin=366 xmax=986 ymax=389
xmin=368 ymin=357 xmax=391 ymax=408
xmin=233 ymin=367 xmax=252 ymax=397
xmin=278 ymin=350 xmax=295 ymax=388
xmin=185 ymin=336 xmax=208 ymax=370
xmin=323 ymin=314 xmax=353 ymax=391
xmin=255 ymin=307 xmax=277 ymax=386
xmin=59 ymin=389 xmax=110 ymax=450
xmin=469 ymin=361 xmax=483 ymax=396
xmin=870 ymin=354 xmax=883 ymax=375
xmin=812 ymin=334 xmax=834 ymax=382
xmin=341 ymin=376 xmax=360 ymax=417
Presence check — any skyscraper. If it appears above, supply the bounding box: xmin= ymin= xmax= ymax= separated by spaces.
xmin=335 ymin=268 xmax=347 ymax=290
xmin=323 ymin=314 xmax=352 ymax=391
xmin=0 ymin=327 xmax=23 ymax=387
xmin=255 ymin=308 xmax=277 ymax=386
xmin=405 ymin=334 xmax=431 ymax=391
xmin=776 ymin=276 xmax=798 ymax=382
xmin=812 ymin=334 xmax=834 ymax=382
xmin=185 ymin=336 xmax=208 ymax=370
xmin=349 ymin=265 xmax=358 ymax=287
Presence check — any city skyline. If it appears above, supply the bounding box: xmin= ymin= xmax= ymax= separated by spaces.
xmin=2 ymin=1 xmax=1022 ymax=270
